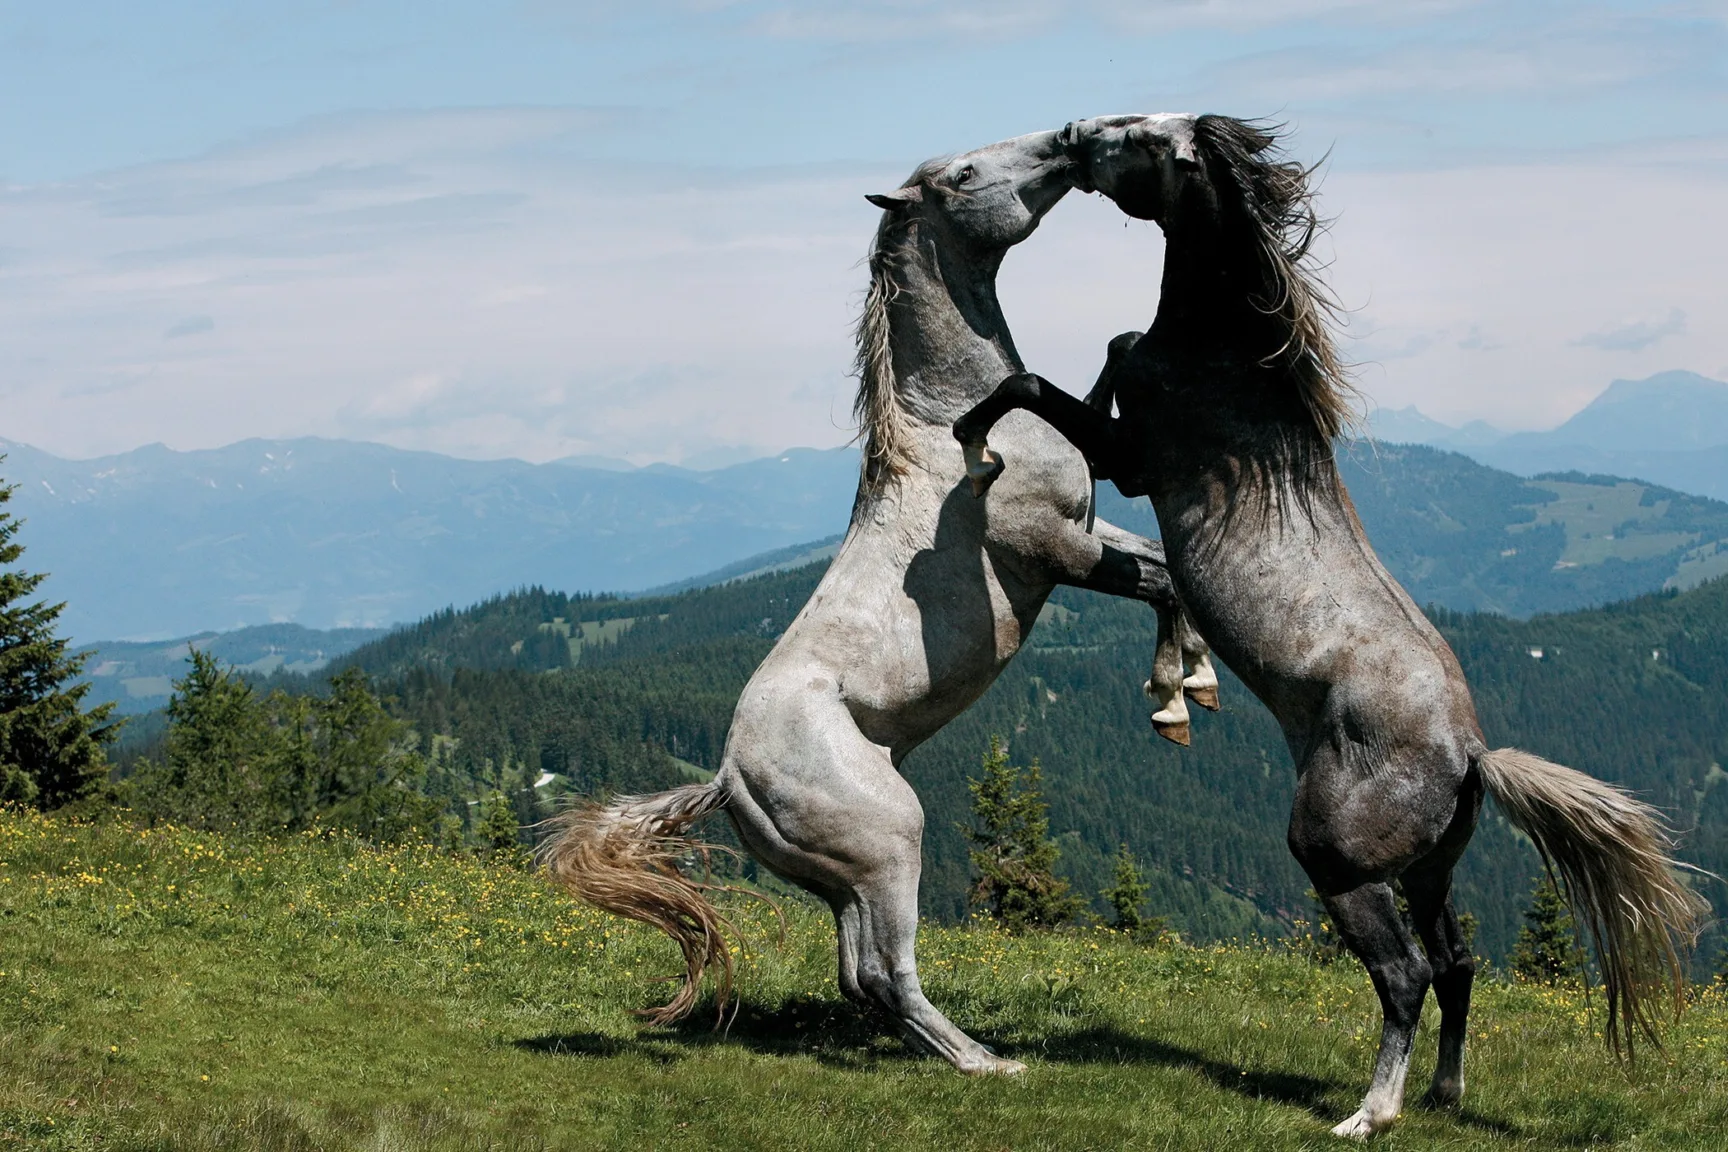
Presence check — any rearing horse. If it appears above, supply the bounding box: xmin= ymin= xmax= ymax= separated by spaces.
xmin=542 ymin=129 xmax=1213 ymax=1074
xmin=955 ymin=114 xmax=1708 ymax=1135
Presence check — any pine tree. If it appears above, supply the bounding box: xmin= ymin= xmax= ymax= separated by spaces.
xmin=1511 ymin=875 xmax=1586 ymax=987
xmin=127 ymin=648 xmax=283 ymax=829
xmin=0 ymin=468 xmax=116 ymax=808
xmin=963 ymin=735 xmax=1082 ymax=933
xmin=1103 ymin=843 xmax=1149 ymax=933
xmin=476 ymin=790 xmax=523 ymax=861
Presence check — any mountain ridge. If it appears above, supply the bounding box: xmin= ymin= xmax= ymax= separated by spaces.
xmin=1367 ymin=369 xmax=1728 ymax=499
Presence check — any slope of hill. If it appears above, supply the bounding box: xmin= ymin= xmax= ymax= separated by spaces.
xmin=1095 ymin=442 xmax=1728 ymax=617
xmin=0 ymin=436 xmax=860 ymax=641
xmin=11 ymin=810 xmax=1725 ymax=1150
xmin=332 ymin=559 xmax=1728 ymax=971
xmin=75 ymin=623 xmax=387 ymax=715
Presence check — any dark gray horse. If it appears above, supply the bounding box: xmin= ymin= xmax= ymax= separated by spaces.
xmin=955 ymin=113 xmax=1708 ymax=1137
xmin=540 ymin=129 xmax=1213 ymax=1075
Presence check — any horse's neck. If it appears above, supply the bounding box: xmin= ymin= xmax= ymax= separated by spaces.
xmin=886 ymin=236 xmax=1020 ymax=426
xmin=1149 ymin=227 xmax=1263 ymax=355
xmin=1142 ymin=228 xmax=1342 ymax=529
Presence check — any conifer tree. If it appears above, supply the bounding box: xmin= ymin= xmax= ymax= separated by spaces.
xmin=0 ymin=468 xmax=116 ymax=808
xmin=1103 ymin=843 xmax=1149 ymax=933
xmin=477 ymin=790 xmax=523 ymax=860
xmin=963 ymin=735 xmax=1082 ymax=933
xmin=1511 ymin=874 xmax=1586 ymax=987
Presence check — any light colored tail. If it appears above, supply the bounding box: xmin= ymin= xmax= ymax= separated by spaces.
xmin=1478 ymin=748 xmax=1710 ymax=1056
xmin=537 ymin=782 xmax=738 ymax=1026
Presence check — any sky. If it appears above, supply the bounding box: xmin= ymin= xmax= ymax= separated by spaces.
xmin=1 ymin=1 xmax=1725 ymax=465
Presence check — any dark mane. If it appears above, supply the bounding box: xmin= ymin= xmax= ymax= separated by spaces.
xmin=1193 ymin=115 xmax=1357 ymax=442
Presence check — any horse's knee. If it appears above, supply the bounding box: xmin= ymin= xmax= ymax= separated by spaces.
xmin=1378 ymin=952 xmax=1433 ymax=1027
xmin=1431 ymin=948 xmax=1475 ymax=1005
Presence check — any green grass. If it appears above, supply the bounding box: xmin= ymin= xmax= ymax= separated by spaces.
xmin=3 ymin=809 xmax=1727 ymax=1150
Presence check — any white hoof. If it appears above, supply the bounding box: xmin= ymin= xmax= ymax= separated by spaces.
xmin=1330 ymin=1109 xmax=1392 ymax=1140
xmin=959 ymin=1054 xmax=1026 ymax=1076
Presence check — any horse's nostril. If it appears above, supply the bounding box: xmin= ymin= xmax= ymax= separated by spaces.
xmin=1058 ymin=122 xmax=1079 ymax=148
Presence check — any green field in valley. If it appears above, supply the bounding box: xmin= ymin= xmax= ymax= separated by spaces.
xmin=4 ymin=809 xmax=1728 ymax=1151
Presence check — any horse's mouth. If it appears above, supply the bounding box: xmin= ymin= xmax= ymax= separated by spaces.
xmin=1057 ymin=121 xmax=1097 ymax=194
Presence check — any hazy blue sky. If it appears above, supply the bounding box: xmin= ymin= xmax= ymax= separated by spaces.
xmin=2 ymin=1 xmax=1725 ymax=463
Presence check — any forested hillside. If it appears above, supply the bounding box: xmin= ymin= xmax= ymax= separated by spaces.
xmin=328 ymin=559 xmax=1728 ymax=971
xmin=1095 ymin=442 xmax=1728 ymax=617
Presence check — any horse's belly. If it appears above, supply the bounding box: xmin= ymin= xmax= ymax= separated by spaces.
xmin=832 ymin=553 xmax=1036 ymax=748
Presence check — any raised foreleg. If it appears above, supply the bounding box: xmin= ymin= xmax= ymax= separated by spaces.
xmin=1081 ymin=330 xmax=1144 ymax=415
xmin=953 ymin=372 xmax=1127 ymax=496
xmin=1051 ymin=516 xmax=1219 ymax=745
xmin=1178 ymin=612 xmax=1219 ymax=711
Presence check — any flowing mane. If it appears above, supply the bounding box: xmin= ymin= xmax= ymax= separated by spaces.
xmin=851 ymin=158 xmax=950 ymax=490
xmin=851 ymin=225 xmax=911 ymax=488
xmin=1193 ymin=115 xmax=1358 ymax=442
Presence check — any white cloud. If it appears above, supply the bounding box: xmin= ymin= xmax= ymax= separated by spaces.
xmin=1318 ymin=155 xmax=1728 ymax=428
xmin=1573 ymin=309 xmax=1687 ymax=352
xmin=4 ymin=104 xmax=1728 ymax=463
xmin=0 ymin=108 xmax=886 ymax=463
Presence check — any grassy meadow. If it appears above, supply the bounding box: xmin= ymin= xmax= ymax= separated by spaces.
xmin=3 ymin=808 xmax=1727 ymax=1150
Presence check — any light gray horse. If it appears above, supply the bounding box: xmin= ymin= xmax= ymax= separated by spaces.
xmin=540 ymin=129 xmax=1213 ymax=1074
xmin=955 ymin=113 xmax=1709 ymax=1136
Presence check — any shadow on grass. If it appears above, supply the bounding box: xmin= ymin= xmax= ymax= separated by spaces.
xmin=1026 ymin=1026 xmax=1344 ymax=1118
xmin=517 ymin=1002 xmax=1515 ymax=1136
xmin=514 ymin=996 xmax=907 ymax=1072
xmin=1027 ymin=1027 xmax=1515 ymax=1134
xmin=513 ymin=1032 xmax=686 ymax=1064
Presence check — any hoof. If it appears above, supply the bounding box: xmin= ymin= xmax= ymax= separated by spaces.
xmin=1152 ymin=718 xmax=1191 ymax=747
xmin=1421 ymin=1079 xmax=1463 ymax=1110
xmin=963 ymin=442 xmax=1004 ymax=498
xmin=959 ymin=1054 xmax=1027 ymax=1076
xmin=1186 ymin=684 xmax=1220 ymax=711
xmin=1329 ymin=1109 xmax=1393 ymax=1140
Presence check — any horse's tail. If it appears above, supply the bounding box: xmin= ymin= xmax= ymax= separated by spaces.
xmin=537 ymin=780 xmax=738 ymax=1026
xmin=1477 ymin=747 xmax=1710 ymax=1056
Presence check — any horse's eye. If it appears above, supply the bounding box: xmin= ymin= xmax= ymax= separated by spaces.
xmin=955 ymin=165 xmax=976 ymax=186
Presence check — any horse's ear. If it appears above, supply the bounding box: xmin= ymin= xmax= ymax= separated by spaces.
xmin=865 ymin=185 xmax=923 ymax=210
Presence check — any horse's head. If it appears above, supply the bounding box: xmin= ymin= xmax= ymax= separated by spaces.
xmin=865 ymin=130 xmax=1075 ymax=252
xmin=1068 ymin=113 xmax=1352 ymax=440
xmin=1058 ymin=113 xmax=1204 ymax=227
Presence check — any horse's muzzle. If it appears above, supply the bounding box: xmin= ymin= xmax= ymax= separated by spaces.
xmin=1058 ymin=121 xmax=1097 ymax=193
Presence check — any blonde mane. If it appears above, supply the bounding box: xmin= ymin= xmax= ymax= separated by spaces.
xmin=851 ymin=222 xmax=913 ymax=488
xmin=1193 ymin=115 xmax=1359 ymax=442
xmin=851 ymin=158 xmax=953 ymax=491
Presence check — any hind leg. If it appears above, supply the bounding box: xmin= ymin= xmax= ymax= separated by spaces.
xmin=1320 ymin=883 xmax=1433 ymax=1138
xmin=1401 ymin=871 xmax=1475 ymax=1108
xmin=723 ymin=699 xmax=1020 ymax=1074
xmin=829 ymin=854 xmax=1025 ymax=1074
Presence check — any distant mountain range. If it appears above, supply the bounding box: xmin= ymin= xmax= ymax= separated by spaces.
xmin=0 ymin=436 xmax=860 ymax=641
xmin=12 ymin=367 xmax=1728 ymax=644
xmin=1369 ymin=369 xmax=1728 ymax=501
